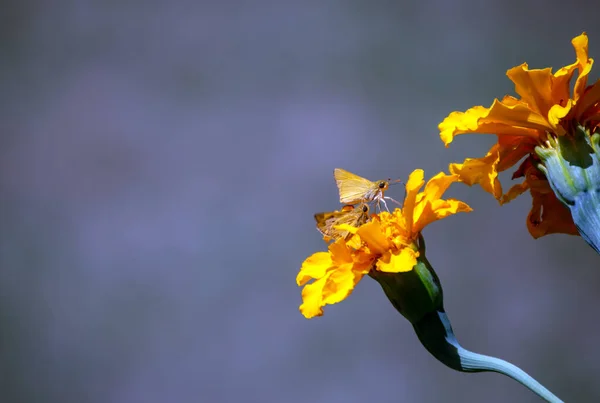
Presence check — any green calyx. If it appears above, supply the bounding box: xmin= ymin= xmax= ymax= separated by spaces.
xmin=535 ymin=125 xmax=600 ymax=206
xmin=535 ymin=126 xmax=600 ymax=253
xmin=368 ymin=235 xmax=443 ymax=324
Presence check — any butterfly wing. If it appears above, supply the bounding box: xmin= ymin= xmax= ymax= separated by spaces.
xmin=314 ymin=211 xmax=340 ymax=235
xmin=334 ymin=168 xmax=377 ymax=204
xmin=314 ymin=204 xmax=370 ymax=241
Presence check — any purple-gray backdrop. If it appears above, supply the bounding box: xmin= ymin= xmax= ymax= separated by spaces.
xmin=2 ymin=1 xmax=600 ymax=402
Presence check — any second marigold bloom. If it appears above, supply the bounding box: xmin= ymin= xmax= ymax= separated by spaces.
xmin=296 ymin=169 xmax=471 ymax=319
xmin=439 ymin=33 xmax=600 ymax=241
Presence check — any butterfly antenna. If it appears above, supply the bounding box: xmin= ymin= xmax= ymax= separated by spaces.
xmin=388 ymin=178 xmax=404 ymax=186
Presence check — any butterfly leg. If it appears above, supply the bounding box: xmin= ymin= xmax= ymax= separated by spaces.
xmin=381 ymin=198 xmax=390 ymax=212
xmin=385 ymin=196 xmax=402 ymax=207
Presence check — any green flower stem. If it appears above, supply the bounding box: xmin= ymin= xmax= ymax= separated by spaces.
xmin=413 ymin=310 xmax=563 ymax=403
xmin=370 ymin=236 xmax=562 ymax=402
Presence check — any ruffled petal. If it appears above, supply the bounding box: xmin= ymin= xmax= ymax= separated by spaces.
xmin=449 ymin=145 xmax=503 ymax=199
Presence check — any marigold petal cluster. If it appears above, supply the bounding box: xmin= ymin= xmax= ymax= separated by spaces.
xmin=439 ymin=33 xmax=600 ymax=238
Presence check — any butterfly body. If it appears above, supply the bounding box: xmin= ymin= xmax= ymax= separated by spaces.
xmin=334 ymin=168 xmax=393 ymax=211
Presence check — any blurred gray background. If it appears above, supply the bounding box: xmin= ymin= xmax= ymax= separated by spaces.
xmin=1 ymin=1 xmax=600 ymax=402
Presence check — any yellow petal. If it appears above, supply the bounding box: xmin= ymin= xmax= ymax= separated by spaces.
xmin=413 ymin=199 xmax=472 ymax=232
xmin=484 ymin=98 xmax=551 ymax=131
xmin=334 ymin=223 xmax=358 ymax=234
xmin=422 ymin=172 xmax=459 ymax=202
xmin=376 ymin=248 xmax=418 ymax=273
xmin=439 ymin=100 xmax=547 ymax=148
xmin=344 ymin=233 xmax=363 ymax=250
xmin=439 ymin=106 xmax=489 ymax=146
xmin=411 ymin=172 xmax=466 ymax=231
xmin=356 ymin=220 xmax=390 ymax=255
xmin=328 ymin=238 xmax=353 ymax=265
xmin=322 ymin=266 xmax=364 ymax=305
xmin=439 ymin=199 xmax=473 ymax=216
xmin=299 ymin=276 xmax=328 ymax=318
xmin=296 ymin=252 xmax=332 ymax=286
xmin=547 ymin=101 xmax=571 ymax=134
xmin=401 ymin=169 xmax=425 ymax=233
xmin=449 ymin=146 xmax=503 ymax=200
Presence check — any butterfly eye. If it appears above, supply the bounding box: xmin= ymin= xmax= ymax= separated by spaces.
xmin=378 ymin=182 xmax=386 ymax=189
xmin=362 ymin=205 xmax=369 ymax=213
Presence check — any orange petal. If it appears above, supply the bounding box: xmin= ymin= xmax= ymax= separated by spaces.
xmin=501 ymin=181 xmax=530 ymax=204
xmin=527 ymin=188 xmax=578 ymax=238
xmin=552 ymin=60 xmax=578 ymax=107
xmin=577 ymin=79 xmax=600 ymax=120
xmin=484 ymin=98 xmax=551 ymax=132
xmin=572 ymin=33 xmax=593 ymax=101
xmin=507 ymin=63 xmax=554 ymax=117
xmin=496 ymin=135 xmax=536 ymax=172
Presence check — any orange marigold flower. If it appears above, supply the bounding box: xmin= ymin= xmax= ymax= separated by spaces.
xmin=439 ymin=33 xmax=600 ymax=239
xmin=296 ymin=169 xmax=471 ymax=319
